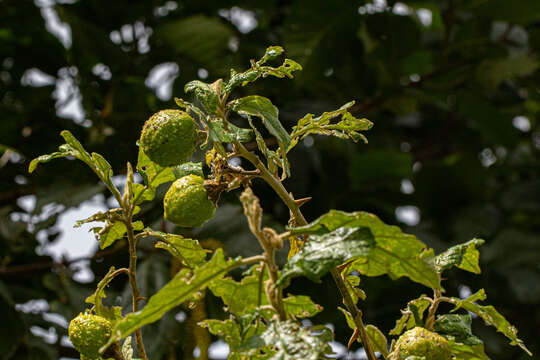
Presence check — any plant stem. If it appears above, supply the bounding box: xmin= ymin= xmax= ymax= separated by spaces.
xmin=234 ymin=140 xmax=378 ymax=360
xmin=124 ymin=216 xmax=148 ymax=360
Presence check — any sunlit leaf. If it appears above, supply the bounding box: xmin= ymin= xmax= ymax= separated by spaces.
xmin=435 ymin=239 xmax=484 ymax=274
xmin=226 ymin=46 xmax=302 ymax=92
xmin=366 ymin=324 xmax=389 ymax=358
xmin=283 ymin=295 xmax=323 ymax=319
xmin=172 ymin=162 xmax=204 ymax=179
xmin=288 ymin=101 xmax=373 ymax=152
xmin=449 ymin=289 xmax=531 ymax=355
xmin=207 ymin=117 xmax=253 ymax=143
xmin=145 ymin=229 xmax=207 ymax=268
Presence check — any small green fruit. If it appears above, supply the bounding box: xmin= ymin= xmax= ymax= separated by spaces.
xmin=164 ymin=174 xmax=216 ymax=227
xmin=140 ymin=109 xmax=198 ymax=167
xmin=68 ymin=313 xmax=112 ymax=359
xmin=391 ymin=327 xmax=452 ymax=360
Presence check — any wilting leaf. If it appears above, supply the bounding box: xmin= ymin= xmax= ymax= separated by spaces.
xmin=288 ymin=101 xmax=373 ymax=152
xmin=435 ymin=239 xmax=484 ymax=274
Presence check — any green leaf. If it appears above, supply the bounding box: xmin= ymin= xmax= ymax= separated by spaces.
xmin=288 ymin=101 xmax=373 ymax=152
xmin=106 ymin=249 xmax=240 ymax=345
xmin=99 ymin=221 xmax=126 ymax=250
xmin=277 ymin=226 xmax=374 ymax=285
xmin=145 ymin=229 xmax=207 ymax=268
xmin=29 ymin=131 xmax=119 ymax=200
xmin=229 ymin=96 xmax=291 ymax=150
xmin=434 ymin=314 xmax=483 ymax=346
xmin=172 ymin=162 xmax=204 ymax=179
xmin=261 ymin=320 xmax=333 ymax=360
xmin=184 ymin=79 xmax=220 ymax=115
xmin=366 ymin=324 xmax=389 ymax=358
xmin=389 ymin=296 xmax=431 ymax=335
xmin=283 ymin=295 xmax=323 ymax=318
xmin=207 ymin=117 xmax=253 ymax=143
xmin=449 ymin=289 xmax=531 ymax=355
xmin=85 ymin=266 xmax=124 ymax=324
xmin=444 ymin=339 xmax=490 ymax=360
xmin=287 ymin=210 xmax=442 ymax=290
xmin=135 ymin=147 xmax=175 ymax=203
xmin=209 ymin=265 xmax=268 ymax=315
xmin=225 ymin=46 xmax=302 ymax=92
xmin=435 ymin=239 xmax=484 ymax=274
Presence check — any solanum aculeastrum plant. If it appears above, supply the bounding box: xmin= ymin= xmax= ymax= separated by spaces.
xmin=29 ymin=46 xmax=532 ymax=360
xmin=68 ymin=313 xmax=112 ymax=359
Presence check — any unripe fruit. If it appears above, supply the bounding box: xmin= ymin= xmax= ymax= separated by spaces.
xmin=391 ymin=327 xmax=452 ymax=360
xmin=140 ymin=109 xmax=198 ymax=167
xmin=68 ymin=313 xmax=112 ymax=359
xmin=164 ymin=174 xmax=216 ymax=227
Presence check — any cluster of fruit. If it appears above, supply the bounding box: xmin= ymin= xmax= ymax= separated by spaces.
xmin=140 ymin=109 xmax=215 ymax=228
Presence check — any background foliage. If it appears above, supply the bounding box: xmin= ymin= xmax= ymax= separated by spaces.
xmin=1 ymin=0 xmax=539 ymax=359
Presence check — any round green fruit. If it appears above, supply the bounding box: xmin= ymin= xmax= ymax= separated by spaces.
xmin=164 ymin=174 xmax=216 ymax=227
xmin=391 ymin=327 xmax=452 ymax=360
xmin=68 ymin=313 xmax=112 ymax=359
xmin=140 ymin=109 xmax=198 ymax=167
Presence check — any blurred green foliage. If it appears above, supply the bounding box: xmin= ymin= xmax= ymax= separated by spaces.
xmin=0 ymin=0 xmax=538 ymax=359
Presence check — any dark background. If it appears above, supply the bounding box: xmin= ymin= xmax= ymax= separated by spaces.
xmin=1 ymin=0 xmax=539 ymax=359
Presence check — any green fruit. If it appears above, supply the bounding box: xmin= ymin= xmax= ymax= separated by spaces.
xmin=392 ymin=327 xmax=452 ymax=360
xmin=140 ymin=109 xmax=198 ymax=167
xmin=68 ymin=313 xmax=112 ymax=359
xmin=164 ymin=174 xmax=216 ymax=227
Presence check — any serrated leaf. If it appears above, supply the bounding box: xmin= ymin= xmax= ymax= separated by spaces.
xmin=184 ymin=79 xmax=220 ymax=114
xmin=435 ymin=239 xmax=484 ymax=274
xmin=288 ymin=101 xmax=373 ymax=152
xmin=261 ymin=320 xmax=333 ymax=360
xmin=277 ymin=227 xmax=374 ymax=285
xmin=366 ymin=324 xmax=389 ymax=358
xmin=226 ymin=46 xmax=302 ymax=92
xmin=283 ymin=295 xmax=323 ymax=318
xmin=389 ymin=296 xmax=431 ymax=335
xmin=172 ymin=162 xmax=204 ymax=179
xmin=106 ymin=249 xmax=240 ymax=345
xmin=287 ymin=210 xmax=441 ymax=290
xmin=449 ymin=289 xmax=531 ymax=355
xmin=434 ymin=314 xmax=483 ymax=346
xmin=145 ymin=229 xmax=207 ymax=268
xmin=74 ymin=209 xmax=122 ymax=228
